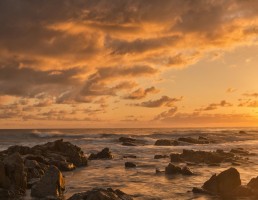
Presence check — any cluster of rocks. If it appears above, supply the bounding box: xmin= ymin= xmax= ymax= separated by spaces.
xmin=165 ymin=163 xmax=194 ymax=175
xmin=68 ymin=188 xmax=133 ymax=200
xmin=193 ymin=167 xmax=258 ymax=198
xmin=118 ymin=137 xmax=146 ymax=146
xmin=0 ymin=139 xmax=88 ymax=199
xmin=88 ymin=148 xmax=113 ymax=160
xmin=169 ymin=149 xmax=248 ymax=165
xmin=154 ymin=136 xmax=213 ymax=146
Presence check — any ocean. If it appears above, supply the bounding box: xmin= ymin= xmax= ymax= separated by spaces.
xmin=1 ymin=128 xmax=258 ymax=200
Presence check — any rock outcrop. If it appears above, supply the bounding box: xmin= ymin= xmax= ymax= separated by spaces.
xmin=68 ymin=188 xmax=133 ymax=200
xmin=89 ymin=148 xmax=114 ymax=160
xmin=31 ymin=165 xmax=65 ymax=199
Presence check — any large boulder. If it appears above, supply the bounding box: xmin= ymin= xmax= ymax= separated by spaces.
xmin=89 ymin=148 xmax=114 ymax=160
xmin=202 ymin=168 xmax=241 ymax=195
xmin=31 ymin=165 xmax=65 ymax=199
xmin=68 ymin=188 xmax=133 ymax=200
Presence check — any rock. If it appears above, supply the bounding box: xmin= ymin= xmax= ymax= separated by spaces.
xmin=68 ymin=188 xmax=133 ymax=200
xmin=31 ymin=165 xmax=65 ymax=199
xmin=123 ymin=155 xmax=137 ymax=158
xmin=34 ymin=139 xmax=88 ymax=167
xmin=122 ymin=142 xmax=136 ymax=146
xmin=154 ymin=139 xmax=178 ymax=146
xmin=89 ymin=148 xmax=114 ymax=160
xmin=247 ymin=176 xmax=258 ymax=194
xmin=27 ymin=178 xmax=40 ymax=189
xmin=181 ymin=166 xmax=194 ymax=175
xmin=155 ymin=168 xmax=164 ymax=174
xmin=1 ymin=153 xmax=27 ymax=195
xmin=192 ymin=187 xmax=211 ymax=194
xmin=165 ymin=163 xmax=182 ymax=175
xmin=239 ymin=131 xmax=247 ymax=134
xmin=125 ymin=162 xmax=136 ymax=168
xmin=3 ymin=145 xmax=32 ymax=155
xmin=170 ymin=153 xmax=183 ymax=162
xmin=119 ymin=137 xmax=136 ymax=143
xmin=202 ymin=168 xmax=241 ymax=195
xmin=230 ymin=148 xmax=249 ymax=155
xmin=154 ymin=155 xmax=168 ymax=159
xmin=232 ymin=185 xmax=252 ymax=197
xmin=178 ymin=137 xmax=209 ymax=144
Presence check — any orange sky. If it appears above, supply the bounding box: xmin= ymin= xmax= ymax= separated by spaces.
xmin=0 ymin=0 xmax=258 ymax=128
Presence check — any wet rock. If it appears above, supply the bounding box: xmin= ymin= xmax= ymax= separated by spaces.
xmin=192 ymin=187 xmax=211 ymax=194
xmin=1 ymin=153 xmax=27 ymax=195
xmin=181 ymin=166 xmax=194 ymax=175
xmin=230 ymin=148 xmax=249 ymax=155
xmin=89 ymin=148 xmax=114 ymax=160
xmin=178 ymin=137 xmax=209 ymax=144
xmin=170 ymin=153 xmax=183 ymax=162
xmin=34 ymin=139 xmax=88 ymax=167
xmin=247 ymin=176 xmax=258 ymax=194
xmin=68 ymin=188 xmax=133 ymax=200
xmin=119 ymin=137 xmax=136 ymax=143
xmin=123 ymin=155 xmax=137 ymax=159
xmin=154 ymin=139 xmax=178 ymax=146
xmin=31 ymin=165 xmax=65 ymax=199
xmin=165 ymin=163 xmax=194 ymax=176
xmin=202 ymin=168 xmax=241 ymax=195
xmin=122 ymin=142 xmax=136 ymax=146
xmin=154 ymin=155 xmax=169 ymax=159
xmin=232 ymin=185 xmax=252 ymax=197
xmin=125 ymin=162 xmax=136 ymax=168
xmin=3 ymin=145 xmax=32 ymax=155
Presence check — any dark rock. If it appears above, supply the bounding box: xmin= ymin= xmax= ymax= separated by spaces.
xmin=170 ymin=153 xmax=183 ymax=162
xmin=165 ymin=163 xmax=182 ymax=175
xmin=178 ymin=137 xmax=209 ymax=144
xmin=27 ymin=178 xmax=40 ymax=189
xmin=154 ymin=155 xmax=168 ymax=159
xmin=230 ymin=148 xmax=249 ymax=155
xmin=122 ymin=142 xmax=136 ymax=146
xmin=154 ymin=139 xmax=178 ymax=146
xmin=125 ymin=162 xmax=136 ymax=168
xmin=239 ymin=131 xmax=247 ymax=134
xmin=198 ymin=136 xmax=208 ymax=140
xmin=181 ymin=166 xmax=194 ymax=175
xmin=68 ymin=188 xmax=133 ymax=200
xmin=31 ymin=165 xmax=65 ymax=199
xmin=3 ymin=145 xmax=32 ymax=155
xmin=247 ymin=176 xmax=258 ymax=194
xmin=155 ymin=168 xmax=164 ymax=174
xmin=123 ymin=155 xmax=137 ymax=158
xmin=232 ymin=185 xmax=252 ymax=197
xmin=89 ymin=148 xmax=114 ymax=160
xmin=202 ymin=168 xmax=241 ymax=195
xmin=119 ymin=137 xmax=136 ymax=143
xmin=192 ymin=187 xmax=211 ymax=194
xmin=1 ymin=153 xmax=27 ymax=195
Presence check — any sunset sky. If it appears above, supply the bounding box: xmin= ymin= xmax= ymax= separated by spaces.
xmin=0 ymin=0 xmax=258 ymax=128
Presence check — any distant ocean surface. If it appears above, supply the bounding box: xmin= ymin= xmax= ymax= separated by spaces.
xmin=1 ymin=128 xmax=258 ymax=200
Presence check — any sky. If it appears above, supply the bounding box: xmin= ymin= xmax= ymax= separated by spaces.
xmin=0 ymin=0 xmax=258 ymax=128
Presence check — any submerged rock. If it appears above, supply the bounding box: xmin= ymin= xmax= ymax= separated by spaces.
xmin=154 ymin=139 xmax=178 ymax=146
xmin=154 ymin=154 xmax=169 ymax=159
xmin=125 ymin=162 xmax=136 ymax=168
xmin=31 ymin=165 xmax=65 ymax=199
xmin=178 ymin=137 xmax=209 ymax=144
xmin=119 ymin=137 xmax=146 ymax=146
xmin=165 ymin=163 xmax=193 ymax=175
xmin=68 ymin=188 xmax=133 ymax=200
xmin=89 ymin=148 xmax=114 ymax=160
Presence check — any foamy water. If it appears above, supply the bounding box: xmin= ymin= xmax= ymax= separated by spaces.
xmin=1 ymin=128 xmax=258 ymax=199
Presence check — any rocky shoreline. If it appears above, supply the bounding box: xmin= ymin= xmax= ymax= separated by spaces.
xmin=0 ymin=135 xmax=258 ymax=199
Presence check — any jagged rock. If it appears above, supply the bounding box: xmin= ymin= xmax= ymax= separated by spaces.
xmin=68 ymin=188 xmax=133 ymax=200
xmin=1 ymin=153 xmax=27 ymax=195
xmin=154 ymin=155 xmax=169 ymax=159
xmin=202 ymin=168 xmax=241 ymax=195
xmin=31 ymin=165 xmax=65 ymax=199
xmin=125 ymin=162 xmax=136 ymax=168
xmin=154 ymin=139 xmax=178 ymax=146
xmin=89 ymin=148 xmax=114 ymax=160
xmin=3 ymin=145 xmax=32 ymax=155
xmin=181 ymin=166 xmax=194 ymax=175
xmin=165 ymin=163 xmax=181 ymax=175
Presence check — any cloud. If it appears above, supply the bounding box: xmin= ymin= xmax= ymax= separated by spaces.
xmin=134 ymin=96 xmax=182 ymax=108
xmin=154 ymin=107 xmax=178 ymax=120
xmin=124 ymin=86 xmax=159 ymax=100
xmin=196 ymin=100 xmax=233 ymax=111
